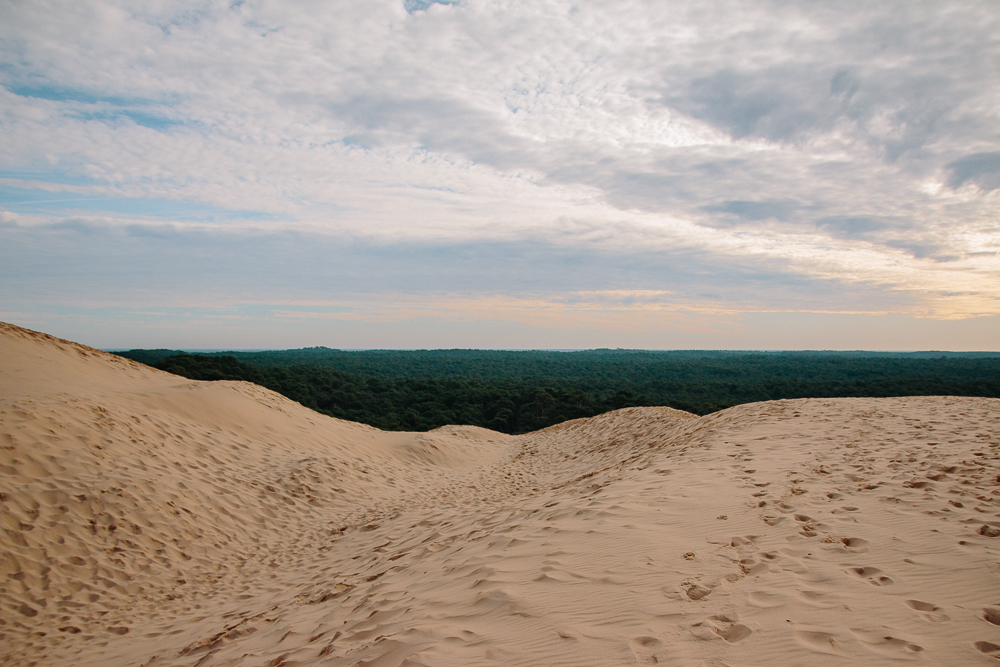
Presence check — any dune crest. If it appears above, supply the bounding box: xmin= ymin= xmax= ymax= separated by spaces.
xmin=2 ymin=322 xmax=999 ymax=666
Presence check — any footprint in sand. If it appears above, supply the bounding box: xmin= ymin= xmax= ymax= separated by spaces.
xmin=820 ymin=536 xmax=868 ymax=553
xmin=850 ymin=628 xmax=923 ymax=656
xmin=629 ymin=636 xmax=663 ymax=664
xmin=847 ymin=566 xmax=894 ymax=586
xmin=794 ymin=629 xmax=845 ymax=656
xmin=831 ymin=505 xmax=859 ymax=515
xmin=983 ymin=607 xmax=1000 ymax=626
xmin=683 ymin=582 xmax=714 ymax=601
xmin=904 ymin=599 xmax=949 ymax=622
xmin=839 ymin=537 xmax=869 ymax=552
xmin=690 ymin=614 xmax=752 ymax=643
xmin=793 ymin=514 xmax=822 ymax=536
xmin=976 ymin=641 xmax=1000 ymax=658
xmin=737 ymin=557 xmax=768 ymax=576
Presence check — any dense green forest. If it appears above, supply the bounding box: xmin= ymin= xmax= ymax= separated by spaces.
xmin=114 ymin=349 xmax=1000 ymax=434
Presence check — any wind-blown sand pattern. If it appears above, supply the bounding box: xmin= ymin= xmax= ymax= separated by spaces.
xmin=2 ymin=322 xmax=1000 ymax=666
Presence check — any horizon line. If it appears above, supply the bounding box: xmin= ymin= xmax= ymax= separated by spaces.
xmin=106 ymin=348 xmax=1000 ymax=354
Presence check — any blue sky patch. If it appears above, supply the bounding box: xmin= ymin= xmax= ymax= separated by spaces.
xmin=404 ymin=0 xmax=460 ymax=14
xmin=0 ymin=184 xmax=270 ymax=221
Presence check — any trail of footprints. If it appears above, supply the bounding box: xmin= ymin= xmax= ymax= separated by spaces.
xmin=586 ymin=398 xmax=1000 ymax=664
xmin=5 ymin=391 xmax=1000 ymax=666
xmin=705 ymin=398 xmax=1000 ymax=662
xmin=153 ymin=399 xmax=1000 ymax=665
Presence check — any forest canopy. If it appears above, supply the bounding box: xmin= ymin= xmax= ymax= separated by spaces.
xmin=114 ymin=348 xmax=1000 ymax=434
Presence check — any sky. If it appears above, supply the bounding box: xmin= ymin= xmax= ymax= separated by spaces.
xmin=1 ymin=0 xmax=999 ymax=350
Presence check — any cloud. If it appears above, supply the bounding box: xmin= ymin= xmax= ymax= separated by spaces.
xmin=814 ymin=216 xmax=902 ymax=241
xmin=330 ymin=94 xmax=529 ymax=168
xmin=701 ymin=200 xmax=798 ymax=224
xmin=669 ymin=67 xmax=826 ymax=142
xmin=1 ymin=0 xmax=999 ymax=347
xmin=947 ymin=152 xmax=1000 ymax=191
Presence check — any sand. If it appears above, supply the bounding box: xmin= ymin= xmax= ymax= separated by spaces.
xmin=2 ymin=321 xmax=1000 ymax=666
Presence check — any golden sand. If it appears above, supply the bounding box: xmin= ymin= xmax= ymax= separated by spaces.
xmin=2 ymin=321 xmax=999 ymax=665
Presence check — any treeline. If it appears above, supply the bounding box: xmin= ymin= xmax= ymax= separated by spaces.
xmin=120 ymin=349 xmax=1000 ymax=434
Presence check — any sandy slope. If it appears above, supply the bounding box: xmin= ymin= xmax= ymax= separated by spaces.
xmin=2 ymin=323 xmax=1000 ymax=666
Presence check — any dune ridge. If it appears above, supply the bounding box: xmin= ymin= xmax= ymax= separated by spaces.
xmin=2 ymin=322 xmax=1000 ymax=666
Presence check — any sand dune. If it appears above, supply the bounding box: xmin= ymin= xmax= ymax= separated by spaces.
xmin=2 ymin=322 xmax=1000 ymax=665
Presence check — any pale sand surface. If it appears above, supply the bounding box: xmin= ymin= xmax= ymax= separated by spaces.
xmin=2 ymin=321 xmax=1000 ymax=666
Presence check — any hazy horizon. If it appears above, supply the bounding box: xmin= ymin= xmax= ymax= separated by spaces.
xmin=103 ymin=344 xmax=999 ymax=355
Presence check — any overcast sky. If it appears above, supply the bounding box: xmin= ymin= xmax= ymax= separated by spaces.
xmin=1 ymin=0 xmax=998 ymax=349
